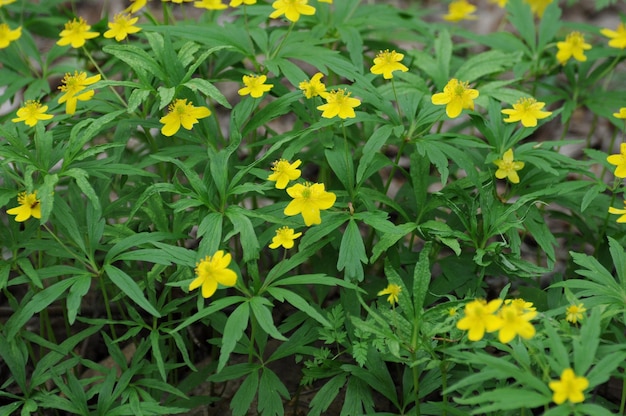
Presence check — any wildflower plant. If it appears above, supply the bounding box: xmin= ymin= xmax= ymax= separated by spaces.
xmin=1 ymin=0 xmax=626 ymax=415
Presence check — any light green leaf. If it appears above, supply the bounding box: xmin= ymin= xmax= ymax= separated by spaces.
xmin=337 ymin=219 xmax=368 ymax=282
xmin=184 ymin=78 xmax=231 ymax=109
xmin=103 ymin=265 xmax=160 ymax=317
xmin=249 ymin=297 xmax=287 ymax=341
xmin=219 ymin=302 xmax=250 ymax=372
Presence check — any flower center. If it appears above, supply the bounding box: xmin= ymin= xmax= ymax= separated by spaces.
xmin=519 ymin=97 xmax=537 ymax=110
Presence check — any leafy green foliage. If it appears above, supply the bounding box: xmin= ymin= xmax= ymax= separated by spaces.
xmin=0 ymin=0 xmax=624 ymax=414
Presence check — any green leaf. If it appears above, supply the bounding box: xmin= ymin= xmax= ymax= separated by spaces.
xmin=15 ymin=257 xmax=43 ymax=289
xmin=225 ymin=207 xmax=260 ymax=262
xmin=6 ymin=277 xmax=78 ymax=339
xmin=337 ymin=219 xmax=368 ymax=282
xmin=103 ymin=43 xmax=167 ymax=81
xmin=0 ymin=334 xmax=29 ymax=392
xmin=150 ymin=330 xmax=167 ymax=382
xmin=454 ymin=50 xmax=523 ymax=83
xmin=456 ymin=387 xmax=549 ymax=412
xmin=103 ymin=265 xmax=161 ymax=317
xmin=506 ymin=0 xmax=536 ymax=53
xmin=371 ymin=222 xmax=417 ymax=263
xmin=413 ymin=241 xmax=432 ymax=315
xmin=249 ymin=297 xmax=287 ymax=341
xmin=267 ymin=287 xmax=330 ymax=327
xmin=230 ymin=370 xmax=259 ymax=416
xmin=197 ymin=212 xmax=224 ymax=256
xmin=383 ymin=260 xmax=413 ymax=319
xmin=63 ymin=168 xmax=101 ymax=213
xmin=157 ymin=86 xmax=176 ymax=110
xmin=218 ymin=301 xmax=250 ymax=372
xmin=325 ymin=138 xmax=354 ymax=192
xmin=183 ymin=78 xmax=231 ymax=109
xmin=574 ymin=307 xmax=601 ymax=374
xmin=356 ymin=125 xmax=393 ymax=185
xmin=172 ymin=296 xmax=246 ymax=332
xmin=434 ymin=29 xmax=452 ymax=88
xmin=257 ymin=368 xmax=289 ymax=416
xmin=608 ymin=236 xmax=626 ymax=288
xmin=308 ymin=374 xmax=347 ymax=416
xmin=127 ymin=88 xmax=151 ymax=113
xmin=66 ymin=274 xmax=91 ymax=325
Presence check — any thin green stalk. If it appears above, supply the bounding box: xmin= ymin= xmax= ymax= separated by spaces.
xmin=98 ymin=275 xmax=118 ymax=339
xmin=341 ymin=120 xmax=355 ymax=200
xmin=270 ymin=21 xmax=295 ymax=60
xmin=82 ymin=47 xmax=128 ymax=108
xmin=390 ymin=77 xmax=404 ymax=122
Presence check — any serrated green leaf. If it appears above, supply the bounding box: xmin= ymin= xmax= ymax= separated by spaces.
xmin=218 ymin=301 xmax=250 ymax=372
xmin=230 ymin=370 xmax=259 ymax=416
xmin=257 ymin=368 xmax=289 ymax=416
xmin=337 ymin=219 xmax=368 ymax=282
xmin=249 ymin=297 xmax=287 ymax=341
xmin=6 ymin=277 xmax=78 ymax=339
xmin=184 ymin=78 xmax=231 ymax=109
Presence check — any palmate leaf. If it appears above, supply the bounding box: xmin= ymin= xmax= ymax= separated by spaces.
xmin=257 ymin=368 xmax=290 ymax=416
xmin=308 ymin=374 xmax=348 ymax=416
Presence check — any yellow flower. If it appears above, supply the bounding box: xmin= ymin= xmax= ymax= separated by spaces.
xmin=12 ymin=100 xmax=54 ymax=127
xmin=525 ymin=0 xmax=553 ymax=18
xmin=56 ymin=17 xmax=100 ymax=48
xmin=377 ymin=283 xmax=401 ymax=306
xmin=125 ymin=0 xmax=148 ymax=13
xmin=189 ymin=250 xmax=238 ymax=299
xmin=614 ymin=107 xmax=626 ymax=119
xmin=159 ymin=98 xmax=211 ymax=137
xmin=549 ymin=368 xmax=589 ymax=405
xmin=609 ymin=201 xmax=626 ymax=223
xmin=456 ymin=299 xmax=503 ymax=341
xmin=0 ymin=23 xmax=21 ymax=49
xmin=601 ymin=22 xmax=626 ymax=49
xmin=496 ymin=303 xmax=536 ymax=343
xmin=443 ymin=0 xmax=477 ymax=22
xmin=57 ymin=71 xmax=102 ymax=115
xmin=319 ymin=0 xmax=332 ymax=3
xmin=194 ymin=0 xmax=228 ymax=9
xmin=431 ymin=78 xmax=479 ymax=119
xmin=284 ymin=182 xmax=336 ymax=226
xmin=489 ymin=0 xmax=507 ymax=7
xmin=504 ymin=298 xmax=536 ymax=313
xmin=104 ymin=13 xmax=141 ymax=42
xmin=607 ymin=143 xmax=626 ymax=178
xmin=370 ymin=49 xmax=409 ymax=79
xmin=7 ymin=191 xmax=41 ymax=222
xmin=268 ymin=159 xmax=302 ymax=189
xmin=269 ymin=226 xmax=302 ymax=249
xmin=230 ymin=0 xmax=256 ymax=5
xmin=501 ymin=97 xmax=552 ymax=127
xmin=565 ymin=303 xmax=586 ymax=323
xmin=317 ymin=89 xmax=361 ymax=119
xmin=269 ymin=0 xmax=315 ymax=22
xmin=556 ymin=32 xmax=591 ymax=65
xmin=494 ymin=148 xmax=525 ymax=184
xmin=299 ymin=72 xmax=326 ymax=99
xmin=238 ymin=74 xmax=273 ymax=98
xmin=0 ymin=0 xmax=17 ymax=6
